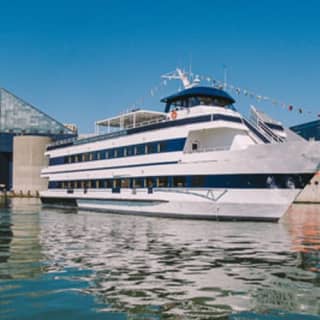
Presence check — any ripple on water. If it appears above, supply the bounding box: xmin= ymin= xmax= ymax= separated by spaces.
xmin=0 ymin=199 xmax=320 ymax=319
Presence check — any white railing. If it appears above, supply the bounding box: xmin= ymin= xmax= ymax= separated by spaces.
xmin=123 ymin=116 xmax=168 ymax=130
xmin=248 ymin=107 xmax=284 ymax=143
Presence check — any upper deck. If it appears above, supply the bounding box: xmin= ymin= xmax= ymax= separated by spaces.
xmin=47 ymin=86 xmax=239 ymax=151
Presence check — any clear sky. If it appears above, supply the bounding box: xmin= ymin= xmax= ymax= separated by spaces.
xmin=1 ymin=0 xmax=319 ymax=133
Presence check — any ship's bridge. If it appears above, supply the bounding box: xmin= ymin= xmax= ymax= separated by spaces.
xmin=161 ymin=86 xmax=235 ymax=113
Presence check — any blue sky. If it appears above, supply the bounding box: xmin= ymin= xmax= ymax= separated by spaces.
xmin=0 ymin=0 xmax=319 ymax=132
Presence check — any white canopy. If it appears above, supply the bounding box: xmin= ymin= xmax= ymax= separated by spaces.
xmin=95 ymin=109 xmax=167 ymax=130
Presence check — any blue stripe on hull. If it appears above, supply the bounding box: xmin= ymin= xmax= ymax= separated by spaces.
xmin=48 ymin=173 xmax=313 ymax=190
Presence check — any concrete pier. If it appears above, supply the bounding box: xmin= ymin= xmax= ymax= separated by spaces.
xmin=12 ymin=136 xmax=52 ymax=197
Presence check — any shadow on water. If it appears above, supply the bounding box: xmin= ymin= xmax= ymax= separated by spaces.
xmin=0 ymin=199 xmax=320 ymax=319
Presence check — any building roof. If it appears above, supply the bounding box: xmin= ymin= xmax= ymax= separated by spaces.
xmin=0 ymin=88 xmax=74 ymax=137
xmin=290 ymin=119 xmax=320 ymax=141
xmin=160 ymin=86 xmax=235 ymax=104
xmin=290 ymin=119 xmax=320 ymax=131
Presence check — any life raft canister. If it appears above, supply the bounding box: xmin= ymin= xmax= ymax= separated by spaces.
xmin=171 ymin=110 xmax=177 ymax=120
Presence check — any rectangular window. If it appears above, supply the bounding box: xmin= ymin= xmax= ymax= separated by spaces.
xmin=112 ymin=179 xmax=121 ymax=193
xmin=109 ymin=149 xmax=114 ymax=159
xmin=146 ymin=143 xmax=157 ymax=154
xmin=191 ymin=176 xmax=205 ymax=187
xmin=123 ymin=148 xmax=127 ymax=157
xmin=114 ymin=179 xmax=121 ymax=188
xmin=135 ymin=144 xmax=145 ymax=155
xmin=146 ymin=177 xmax=155 ymax=188
xmin=82 ymin=153 xmax=89 ymax=161
xmin=106 ymin=179 xmax=113 ymax=188
xmin=133 ymin=178 xmax=144 ymax=188
xmin=173 ymin=176 xmax=186 ymax=187
xmin=117 ymin=148 xmax=124 ymax=157
xmin=121 ymin=178 xmax=130 ymax=188
xmin=127 ymin=146 xmax=133 ymax=156
xmin=158 ymin=176 xmax=169 ymax=187
xmin=158 ymin=142 xmax=166 ymax=152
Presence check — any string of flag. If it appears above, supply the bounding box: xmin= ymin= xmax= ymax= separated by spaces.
xmin=194 ymin=73 xmax=319 ymax=117
xmin=129 ymin=72 xmax=319 ymax=118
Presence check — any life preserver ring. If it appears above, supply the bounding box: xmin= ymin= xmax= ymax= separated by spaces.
xmin=171 ymin=110 xmax=177 ymax=120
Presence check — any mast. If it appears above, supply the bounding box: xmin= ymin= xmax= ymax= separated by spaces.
xmin=162 ymin=68 xmax=199 ymax=89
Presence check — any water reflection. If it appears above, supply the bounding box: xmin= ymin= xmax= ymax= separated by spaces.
xmin=38 ymin=206 xmax=320 ymax=319
xmin=0 ymin=200 xmax=320 ymax=319
xmin=0 ymin=202 xmax=12 ymax=265
xmin=0 ymin=198 xmax=43 ymax=279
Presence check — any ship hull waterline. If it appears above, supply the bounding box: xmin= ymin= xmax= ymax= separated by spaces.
xmin=41 ymin=188 xmax=302 ymax=222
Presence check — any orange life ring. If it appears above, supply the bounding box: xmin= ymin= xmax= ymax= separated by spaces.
xmin=171 ymin=110 xmax=177 ymax=120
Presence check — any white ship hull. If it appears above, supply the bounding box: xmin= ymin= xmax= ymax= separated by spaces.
xmin=41 ymin=187 xmax=301 ymax=222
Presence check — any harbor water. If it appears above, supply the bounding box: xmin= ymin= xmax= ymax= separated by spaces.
xmin=0 ymin=199 xmax=319 ymax=319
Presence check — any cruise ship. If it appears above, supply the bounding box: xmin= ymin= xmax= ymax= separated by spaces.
xmin=40 ymin=71 xmax=320 ymax=221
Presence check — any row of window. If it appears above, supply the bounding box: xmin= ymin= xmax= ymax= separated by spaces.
xmin=48 ymin=174 xmax=311 ymax=190
xmin=49 ymin=176 xmax=185 ymax=189
xmin=49 ymin=138 xmax=186 ymax=166
xmin=169 ymin=96 xmax=231 ymax=108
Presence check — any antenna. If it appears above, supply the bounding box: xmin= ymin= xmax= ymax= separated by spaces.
xmin=223 ymin=64 xmax=227 ymax=90
xmin=189 ymin=54 xmax=192 ymax=77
